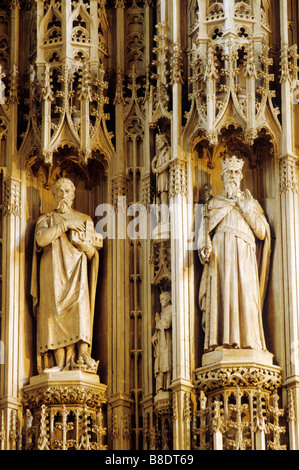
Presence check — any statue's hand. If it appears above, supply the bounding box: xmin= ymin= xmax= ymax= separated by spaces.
xmin=151 ymin=156 xmax=158 ymax=173
xmin=66 ymin=220 xmax=86 ymax=233
xmin=199 ymin=245 xmax=212 ymax=264
xmin=74 ymin=240 xmax=95 ymax=259
xmin=238 ymin=189 xmax=252 ymax=213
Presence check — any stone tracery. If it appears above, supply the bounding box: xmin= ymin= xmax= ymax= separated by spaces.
xmin=0 ymin=0 xmax=298 ymax=451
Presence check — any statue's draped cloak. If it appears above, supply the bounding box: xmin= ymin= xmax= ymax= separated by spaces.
xmin=31 ymin=209 xmax=99 ymax=367
xmin=153 ymin=304 xmax=172 ymax=376
xmin=155 ymin=147 xmax=170 ymax=193
xmin=198 ymin=195 xmax=271 ymax=352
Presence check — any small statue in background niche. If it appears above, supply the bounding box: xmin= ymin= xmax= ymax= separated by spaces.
xmin=198 ymin=156 xmax=271 ymax=353
xmin=151 ymin=133 xmax=171 ymax=237
xmin=152 ymin=291 xmax=172 ymax=393
xmin=31 ymin=178 xmax=102 ymax=374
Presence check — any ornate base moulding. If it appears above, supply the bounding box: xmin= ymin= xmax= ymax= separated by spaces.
xmin=22 ymin=371 xmax=107 ymax=450
xmin=154 ymin=390 xmax=171 ymax=414
xmin=24 ymin=370 xmax=105 ymax=389
xmin=22 ymin=370 xmax=107 ymax=411
xmin=202 ymin=348 xmax=275 ymax=367
xmin=195 ymin=349 xmax=282 ymax=392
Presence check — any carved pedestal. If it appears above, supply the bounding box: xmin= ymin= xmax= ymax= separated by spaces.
xmin=193 ymin=351 xmax=286 ymax=450
xmin=22 ymin=371 xmax=107 ymax=450
xmin=154 ymin=391 xmax=172 ymax=451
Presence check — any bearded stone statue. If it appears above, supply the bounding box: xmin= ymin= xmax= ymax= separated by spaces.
xmin=198 ymin=156 xmax=271 ymax=353
xmin=152 ymin=291 xmax=172 ymax=393
xmin=31 ymin=178 xmax=102 ymax=374
xmin=151 ymin=133 xmax=171 ymax=235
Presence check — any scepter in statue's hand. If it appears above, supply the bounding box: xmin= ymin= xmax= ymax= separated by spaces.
xmin=202 ymin=183 xmax=212 ymax=264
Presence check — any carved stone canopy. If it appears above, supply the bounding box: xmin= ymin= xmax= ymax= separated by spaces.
xmin=26 ymin=150 xmax=107 ymax=189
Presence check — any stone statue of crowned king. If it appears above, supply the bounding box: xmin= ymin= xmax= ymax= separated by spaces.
xmin=198 ymin=156 xmax=271 ymax=353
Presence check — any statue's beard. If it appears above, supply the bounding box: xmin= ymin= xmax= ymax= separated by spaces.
xmin=57 ymin=199 xmax=72 ymax=213
xmin=224 ymin=181 xmax=241 ymax=199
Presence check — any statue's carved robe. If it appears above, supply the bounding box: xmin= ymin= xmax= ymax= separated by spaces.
xmin=153 ymin=147 xmax=170 ymax=193
xmin=198 ymin=194 xmax=271 ymax=352
xmin=30 ymin=209 xmax=99 ymax=371
xmin=152 ymin=304 xmax=172 ymax=389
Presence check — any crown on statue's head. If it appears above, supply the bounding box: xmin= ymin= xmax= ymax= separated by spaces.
xmin=221 ymin=155 xmax=244 ymax=172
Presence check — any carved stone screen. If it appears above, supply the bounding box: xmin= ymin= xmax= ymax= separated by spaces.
xmin=0 ymin=0 xmax=298 ymax=452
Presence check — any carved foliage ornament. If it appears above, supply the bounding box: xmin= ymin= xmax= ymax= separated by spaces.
xmin=279 ymin=156 xmax=299 ymax=194
xmin=170 ymin=43 xmax=184 ymax=85
xmin=22 ymin=384 xmax=107 ymax=409
xmin=3 ymin=178 xmax=21 ymax=218
xmin=280 ymin=43 xmax=299 ymax=84
xmin=0 ymin=116 xmax=7 ymax=140
xmin=194 ymin=365 xmax=282 ymax=393
xmin=169 ymin=160 xmax=187 ymax=198
xmin=150 ymin=22 xmax=171 ymax=126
